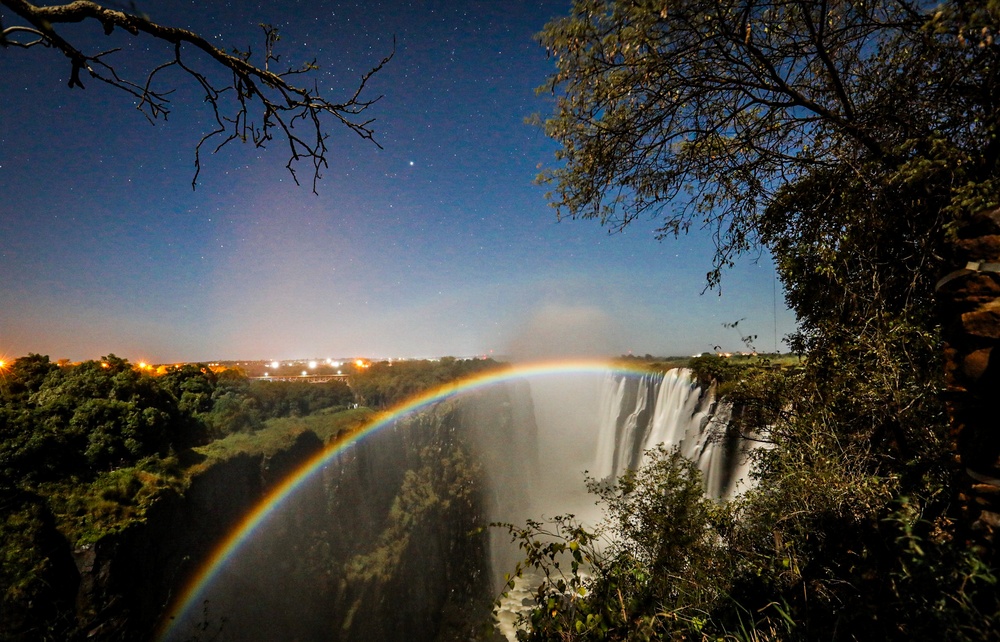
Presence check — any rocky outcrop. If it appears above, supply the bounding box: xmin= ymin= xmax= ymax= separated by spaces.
xmin=69 ymin=430 xmax=326 ymax=640
xmin=938 ymin=205 xmax=1000 ymax=556
xmin=156 ymin=386 xmax=533 ymax=642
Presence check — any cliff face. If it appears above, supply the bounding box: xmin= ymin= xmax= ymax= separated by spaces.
xmin=67 ymin=429 xmax=326 ymax=640
xmin=939 ymin=205 xmax=1000 ymax=557
xmin=62 ymin=385 xmax=533 ymax=642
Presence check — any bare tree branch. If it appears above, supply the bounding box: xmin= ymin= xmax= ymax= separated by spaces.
xmin=0 ymin=0 xmax=393 ymax=192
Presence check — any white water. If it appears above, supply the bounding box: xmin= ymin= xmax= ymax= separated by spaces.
xmin=591 ymin=368 xmax=750 ymax=499
xmin=494 ymin=367 xmax=753 ymax=639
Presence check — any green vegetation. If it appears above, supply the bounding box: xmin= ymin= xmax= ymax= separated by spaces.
xmin=505 ymin=0 xmax=1000 ymax=639
xmin=192 ymin=407 xmax=373 ymax=466
xmin=0 ymin=351 xmax=514 ymax=639
xmin=0 ymin=353 xmax=361 ymax=638
xmin=350 ymin=357 xmax=503 ymax=408
xmin=505 ymin=436 xmax=998 ymax=640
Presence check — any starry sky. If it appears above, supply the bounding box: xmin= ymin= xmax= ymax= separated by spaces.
xmin=0 ymin=0 xmax=797 ymax=363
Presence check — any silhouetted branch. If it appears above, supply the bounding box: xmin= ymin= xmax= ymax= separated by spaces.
xmin=0 ymin=0 xmax=393 ymax=192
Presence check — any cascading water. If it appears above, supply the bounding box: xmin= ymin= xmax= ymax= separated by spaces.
xmin=590 ymin=368 xmax=751 ymax=499
xmin=486 ymin=367 xmax=748 ymax=533
xmin=493 ymin=367 xmax=753 ymax=639
xmin=160 ymin=365 xmax=752 ymax=642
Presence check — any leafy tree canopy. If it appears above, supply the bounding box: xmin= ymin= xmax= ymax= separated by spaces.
xmin=513 ymin=2 xmax=1000 ymax=638
xmin=537 ymin=0 xmax=1000 ymax=291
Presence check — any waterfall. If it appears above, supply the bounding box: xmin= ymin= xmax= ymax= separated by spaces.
xmin=591 ymin=368 xmax=751 ymax=499
xmin=494 ymin=367 xmax=753 ymax=640
xmin=158 ymin=366 xmax=752 ymax=642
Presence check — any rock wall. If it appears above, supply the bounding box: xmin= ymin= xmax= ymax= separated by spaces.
xmin=939 ymin=205 xmax=1000 ymax=557
xmin=244 ymin=402 xmax=497 ymax=642
xmin=69 ymin=429 xmax=326 ymax=640
xmin=148 ymin=385 xmax=531 ymax=642
xmin=6 ymin=382 xmax=532 ymax=641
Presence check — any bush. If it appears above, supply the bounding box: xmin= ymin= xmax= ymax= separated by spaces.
xmin=502 ymin=448 xmax=739 ymax=641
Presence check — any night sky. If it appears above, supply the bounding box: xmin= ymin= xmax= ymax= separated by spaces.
xmin=0 ymin=0 xmax=796 ymax=363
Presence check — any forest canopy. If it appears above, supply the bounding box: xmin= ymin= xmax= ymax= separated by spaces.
xmin=536 ymin=0 xmax=1000 ymax=291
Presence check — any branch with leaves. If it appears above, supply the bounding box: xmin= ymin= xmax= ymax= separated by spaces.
xmin=534 ymin=0 xmax=964 ymax=284
xmin=0 ymin=0 xmax=393 ymax=191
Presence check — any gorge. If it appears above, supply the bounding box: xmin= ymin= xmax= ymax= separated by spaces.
xmin=158 ymin=363 xmax=752 ymax=641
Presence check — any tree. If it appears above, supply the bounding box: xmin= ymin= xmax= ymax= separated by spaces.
xmin=536 ymin=0 xmax=1000 ymax=286
xmin=536 ymin=0 xmax=1000 ymax=544
xmin=517 ymin=2 xmax=1000 ymax=637
xmin=0 ymin=0 xmax=392 ymax=191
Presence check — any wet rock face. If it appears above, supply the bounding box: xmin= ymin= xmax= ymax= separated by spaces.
xmin=61 ymin=431 xmax=328 ymax=641
xmin=24 ymin=387 xmax=526 ymax=641
xmin=939 ymin=205 xmax=1000 ymax=552
xmin=153 ymin=393 xmax=520 ymax=642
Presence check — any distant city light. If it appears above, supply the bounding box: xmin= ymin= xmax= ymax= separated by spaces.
xmin=271 ymin=361 xmax=279 ymax=369
xmin=309 ymin=361 xmax=317 ymax=369
xmin=355 ymin=359 xmax=364 ymax=367
xmin=301 ymin=370 xmax=308 ymax=376
xmin=332 ymin=361 xmax=341 ymax=368
xmin=263 ymin=371 xmax=269 ymax=376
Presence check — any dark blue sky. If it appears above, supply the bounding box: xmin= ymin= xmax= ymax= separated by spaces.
xmin=0 ymin=0 xmax=795 ymax=362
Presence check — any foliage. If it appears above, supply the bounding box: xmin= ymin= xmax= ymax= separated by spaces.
xmin=506 ymin=439 xmax=997 ymax=640
xmin=0 ymin=353 xmax=365 ymax=639
xmin=0 ymin=490 xmax=76 ymax=639
xmin=507 ymin=322 xmax=975 ymax=638
xmin=39 ymin=457 xmax=188 ymax=545
xmin=0 ymin=355 xmax=182 ymax=482
xmin=536 ymin=0 xmax=1000 ymax=285
xmin=350 ymin=357 xmax=503 ymax=408
xmin=192 ymin=407 xmax=373 ymax=466
xmin=501 ymin=449 xmax=736 ymax=641
xmin=687 ymin=353 xmax=742 ymax=388
xmin=506 ymin=315 xmax=984 ymax=638
xmin=160 ymin=363 xmax=356 ymax=438
xmin=519 ymin=1 xmax=1000 ymax=638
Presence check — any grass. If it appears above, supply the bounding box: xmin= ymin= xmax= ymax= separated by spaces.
xmin=40 ymin=457 xmax=188 ymax=545
xmin=191 ymin=406 xmax=375 ymax=468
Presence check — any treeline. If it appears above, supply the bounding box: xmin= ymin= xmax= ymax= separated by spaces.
xmin=0 ymin=353 xmax=355 ymax=638
xmin=0 ymin=354 xmax=353 ymax=485
xmin=0 ymin=354 xmax=503 ymax=638
xmin=350 ymin=357 xmax=502 ymax=408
